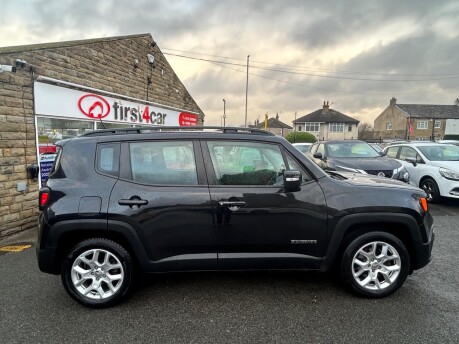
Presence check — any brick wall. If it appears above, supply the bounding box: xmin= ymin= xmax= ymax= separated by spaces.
xmin=0 ymin=33 xmax=204 ymax=239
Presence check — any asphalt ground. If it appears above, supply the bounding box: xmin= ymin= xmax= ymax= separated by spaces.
xmin=0 ymin=201 xmax=458 ymax=344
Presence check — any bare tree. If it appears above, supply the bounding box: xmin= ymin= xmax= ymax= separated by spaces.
xmin=358 ymin=122 xmax=374 ymax=140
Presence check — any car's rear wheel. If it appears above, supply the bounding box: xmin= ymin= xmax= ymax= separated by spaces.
xmin=61 ymin=238 xmax=133 ymax=308
xmin=420 ymin=178 xmax=441 ymax=203
xmin=341 ymin=232 xmax=409 ymax=298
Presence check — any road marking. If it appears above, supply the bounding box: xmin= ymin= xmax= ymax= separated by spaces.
xmin=0 ymin=244 xmax=32 ymax=253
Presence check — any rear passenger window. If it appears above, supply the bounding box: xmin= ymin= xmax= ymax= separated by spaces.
xmin=129 ymin=141 xmax=198 ymax=185
xmin=96 ymin=143 xmax=120 ymax=177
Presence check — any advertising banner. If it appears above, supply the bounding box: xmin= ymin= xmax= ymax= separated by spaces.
xmin=34 ymin=82 xmax=198 ymax=126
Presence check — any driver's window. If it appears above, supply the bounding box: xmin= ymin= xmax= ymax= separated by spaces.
xmin=207 ymin=141 xmax=285 ymax=186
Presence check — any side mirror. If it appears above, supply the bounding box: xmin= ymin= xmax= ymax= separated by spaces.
xmin=379 ymin=151 xmax=386 ymax=156
xmin=313 ymin=152 xmax=323 ymax=159
xmin=284 ymin=170 xmax=302 ymax=191
xmin=405 ymin=157 xmax=417 ymax=167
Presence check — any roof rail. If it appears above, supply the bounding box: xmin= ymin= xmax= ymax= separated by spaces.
xmin=79 ymin=126 xmax=275 ymax=137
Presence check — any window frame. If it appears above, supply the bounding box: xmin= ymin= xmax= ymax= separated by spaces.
xmin=329 ymin=123 xmax=345 ymax=133
xmin=417 ymin=121 xmax=428 ymax=130
xmin=434 ymin=120 xmax=441 ymax=129
xmin=386 ymin=122 xmax=392 ymax=131
xmin=304 ymin=122 xmax=320 ymax=132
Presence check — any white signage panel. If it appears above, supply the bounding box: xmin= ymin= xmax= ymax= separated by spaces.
xmin=34 ymin=82 xmax=198 ymax=126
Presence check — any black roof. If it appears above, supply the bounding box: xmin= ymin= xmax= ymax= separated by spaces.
xmin=395 ymin=104 xmax=459 ymax=119
xmin=294 ymin=107 xmax=359 ymax=124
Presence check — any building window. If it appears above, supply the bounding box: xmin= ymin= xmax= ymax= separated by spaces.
xmin=297 ymin=125 xmax=302 ymax=132
xmin=386 ymin=122 xmax=392 ymax=130
xmin=348 ymin=124 xmax=353 ymax=132
xmin=417 ymin=121 xmax=428 ymax=129
xmin=304 ymin=123 xmax=320 ymax=132
xmin=435 ymin=120 xmax=441 ymax=129
xmin=329 ymin=123 xmax=344 ymax=132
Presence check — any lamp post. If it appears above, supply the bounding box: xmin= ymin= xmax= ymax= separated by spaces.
xmin=223 ymin=99 xmax=227 ymax=127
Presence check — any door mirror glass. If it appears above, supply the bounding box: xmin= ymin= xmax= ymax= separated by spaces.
xmin=284 ymin=170 xmax=302 ymax=191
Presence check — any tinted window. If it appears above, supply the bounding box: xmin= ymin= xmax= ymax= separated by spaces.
xmin=96 ymin=143 xmax=120 ymax=177
xmin=129 ymin=141 xmax=197 ymax=185
xmin=385 ymin=146 xmax=399 ymax=158
xmin=285 ymin=154 xmax=312 ymax=182
xmin=207 ymin=141 xmax=285 ymax=186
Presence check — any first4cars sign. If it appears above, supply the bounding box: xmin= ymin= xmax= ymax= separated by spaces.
xmin=35 ymin=82 xmax=198 ymax=126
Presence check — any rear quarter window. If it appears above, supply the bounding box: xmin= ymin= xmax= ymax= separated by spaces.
xmin=96 ymin=143 xmax=120 ymax=177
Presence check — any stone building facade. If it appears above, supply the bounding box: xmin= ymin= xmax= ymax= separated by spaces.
xmin=0 ymin=33 xmax=204 ymax=240
xmin=373 ymin=98 xmax=459 ymax=141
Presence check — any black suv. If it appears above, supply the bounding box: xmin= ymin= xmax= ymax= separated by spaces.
xmin=37 ymin=127 xmax=434 ymax=307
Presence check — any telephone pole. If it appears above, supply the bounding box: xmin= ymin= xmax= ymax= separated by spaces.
xmin=245 ymin=55 xmax=249 ymax=127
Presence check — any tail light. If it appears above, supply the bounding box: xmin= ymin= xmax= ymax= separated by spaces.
xmin=39 ymin=188 xmax=50 ymax=210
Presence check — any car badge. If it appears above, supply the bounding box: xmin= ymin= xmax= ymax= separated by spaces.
xmin=377 ymin=172 xmax=385 ymax=177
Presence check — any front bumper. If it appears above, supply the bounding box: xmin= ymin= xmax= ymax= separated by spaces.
xmin=412 ymin=212 xmax=435 ymax=271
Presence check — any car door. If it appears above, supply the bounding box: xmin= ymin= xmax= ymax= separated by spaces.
xmin=108 ymin=139 xmax=216 ymax=271
xmin=398 ymin=146 xmax=423 ymax=185
xmin=202 ymin=139 xmax=328 ymax=270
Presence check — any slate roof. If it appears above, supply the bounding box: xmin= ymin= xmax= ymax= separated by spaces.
xmin=257 ymin=117 xmax=292 ymax=129
xmin=0 ymin=33 xmax=152 ymax=54
xmin=294 ymin=107 xmax=359 ymax=124
xmin=395 ymin=104 xmax=459 ymax=119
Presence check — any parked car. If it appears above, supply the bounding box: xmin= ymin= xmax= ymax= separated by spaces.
xmin=307 ymin=140 xmax=410 ymax=183
xmin=383 ymin=142 xmax=459 ymax=203
xmin=292 ymin=142 xmax=312 ymax=154
xmin=369 ymin=143 xmax=383 ymax=154
xmin=37 ymin=127 xmax=433 ymax=307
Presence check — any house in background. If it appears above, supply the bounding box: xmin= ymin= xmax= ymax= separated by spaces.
xmin=293 ymin=102 xmax=359 ymax=140
xmin=254 ymin=113 xmax=293 ymax=137
xmin=373 ymin=98 xmax=459 ymax=141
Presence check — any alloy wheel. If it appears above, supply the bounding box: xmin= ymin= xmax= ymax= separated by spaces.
xmin=71 ymin=249 xmax=124 ymax=300
xmin=351 ymin=241 xmax=401 ymax=290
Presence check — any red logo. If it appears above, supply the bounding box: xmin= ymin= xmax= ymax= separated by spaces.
xmin=179 ymin=112 xmax=198 ymax=126
xmin=78 ymin=94 xmax=110 ymax=119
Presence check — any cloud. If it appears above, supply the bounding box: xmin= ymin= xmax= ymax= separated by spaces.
xmin=1 ymin=0 xmax=458 ymax=126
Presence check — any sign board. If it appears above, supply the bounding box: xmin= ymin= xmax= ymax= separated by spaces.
xmin=445 ymin=119 xmax=459 ymax=135
xmin=34 ymin=82 xmax=198 ymax=126
xmin=39 ymin=153 xmax=57 ymax=184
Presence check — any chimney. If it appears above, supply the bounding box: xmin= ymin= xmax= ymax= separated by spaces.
xmin=390 ymin=97 xmax=397 ymax=106
xmin=276 ymin=112 xmax=279 ymax=120
xmin=323 ymin=101 xmax=329 ymax=110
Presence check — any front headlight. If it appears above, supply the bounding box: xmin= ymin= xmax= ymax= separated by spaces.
xmin=439 ymin=167 xmax=459 ymax=180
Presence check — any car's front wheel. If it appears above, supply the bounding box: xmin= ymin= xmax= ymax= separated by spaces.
xmin=420 ymin=178 xmax=441 ymax=203
xmin=61 ymin=238 xmax=133 ymax=308
xmin=341 ymin=232 xmax=409 ymax=298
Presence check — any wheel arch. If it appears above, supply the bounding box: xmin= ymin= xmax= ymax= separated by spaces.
xmin=321 ymin=213 xmax=421 ymax=273
xmin=41 ymin=220 xmax=148 ymax=274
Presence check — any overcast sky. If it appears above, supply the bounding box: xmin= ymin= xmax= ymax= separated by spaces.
xmin=1 ymin=0 xmax=459 ymax=126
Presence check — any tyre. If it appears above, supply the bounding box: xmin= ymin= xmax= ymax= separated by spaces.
xmin=420 ymin=178 xmax=441 ymax=203
xmin=340 ymin=232 xmax=409 ymax=298
xmin=61 ymin=238 xmax=133 ymax=308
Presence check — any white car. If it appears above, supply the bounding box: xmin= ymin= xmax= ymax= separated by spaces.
xmin=383 ymin=142 xmax=459 ymax=203
xmin=292 ymin=142 xmax=312 ymax=154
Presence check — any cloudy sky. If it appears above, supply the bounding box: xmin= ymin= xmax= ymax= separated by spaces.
xmin=1 ymin=0 xmax=459 ymax=126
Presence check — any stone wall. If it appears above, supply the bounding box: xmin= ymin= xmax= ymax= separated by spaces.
xmin=0 ymin=33 xmax=204 ymax=239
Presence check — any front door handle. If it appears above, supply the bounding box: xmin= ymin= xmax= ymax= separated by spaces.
xmin=118 ymin=197 xmax=148 ymax=209
xmin=218 ymin=201 xmax=246 ymax=210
